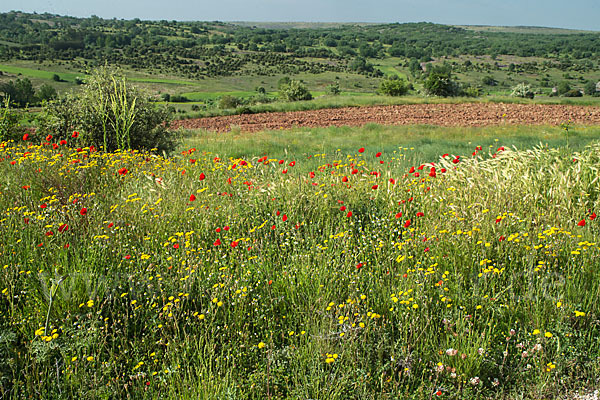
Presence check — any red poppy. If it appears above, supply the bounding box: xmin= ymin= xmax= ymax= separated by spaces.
xmin=118 ymin=168 xmax=128 ymax=175
xmin=389 ymin=179 xmax=396 ymax=184
xmin=40 ymin=203 xmax=47 ymax=209
xmin=342 ymin=176 xmax=348 ymax=182
xmin=45 ymin=231 xmax=54 ymax=236
xmin=289 ymin=161 xmax=295 ymax=167
xmin=358 ymin=147 xmax=365 ymax=153
xmin=577 ymin=219 xmax=586 ymax=226
xmin=452 ymin=157 xmax=460 ymax=164
xmin=59 ymin=139 xmax=67 ymax=145
xmin=429 ymin=168 xmax=436 ymax=178
xmin=230 ymin=241 xmax=238 ymax=248
xmin=58 ymin=224 xmax=69 ymax=233
xmin=189 ymin=194 xmax=196 ymax=202
xmin=309 ymin=171 xmax=315 ymax=178
xmin=404 ymin=219 xmax=411 ymax=228
xmin=278 ymin=160 xmax=284 ymax=165
xmin=372 ymin=185 xmax=378 ymax=190
xmin=340 ymin=206 xmax=346 ymax=211
xmin=282 ymin=214 xmax=288 ymax=222
xmin=376 ymin=152 xmax=382 ymax=157
xmin=351 ymin=169 xmax=358 ymax=175
xmin=224 ymin=226 xmax=230 ymax=231
xmin=22 ymin=133 xmax=30 ymax=141
xmin=346 ymin=211 xmax=352 ymax=217
xmin=216 ymin=227 xmax=221 ymax=232
xmin=214 ymin=239 xmax=221 ymax=246
xmin=80 ymin=207 xmax=87 ymax=216
xmin=46 ymin=134 xmax=53 ymax=141
xmin=590 ymin=212 xmax=597 ymax=221
xmin=108 ymin=222 xmax=114 ymax=228
xmin=125 ymin=255 xmax=131 ymax=260
xmin=282 ymin=169 xmax=288 ymax=174
xmin=199 ymin=172 xmax=206 ymax=181
xmin=395 ymin=212 xmax=402 ymax=218
xmin=72 ymin=131 xmax=79 ymax=138
xmin=409 ymin=166 xmax=415 ymax=173
xmin=356 ymin=263 xmax=363 ymax=270
xmin=416 ymin=212 xmax=424 ymax=217
xmin=173 ymin=243 xmax=180 ymax=249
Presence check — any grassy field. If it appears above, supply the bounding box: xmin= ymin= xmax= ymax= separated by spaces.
xmin=1 ymin=124 xmax=599 ymax=399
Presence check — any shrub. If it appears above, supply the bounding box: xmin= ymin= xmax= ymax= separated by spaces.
xmin=326 ymin=82 xmax=341 ymax=96
xmin=423 ymin=69 xmax=459 ymax=97
xmin=511 ymin=83 xmax=534 ymax=99
xmin=379 ymin=77 xmax=409 ymax=96
xmin=563 ymin=89 xmax=583 ymax=97
xmin=278 ymin=80 xmax=312 ymax=102
xmin=0 ymin=97 xmax=25 ymax=142
xmin=219 ymin=95 xmax=242 ymax=109
xmin=170 ymin=94 xmax=189 ymax=103
xmin=38 ymin=67 xmax=177 ymax=154
xmin=482 ymin=76 xmax=497 ymax=86
xmin=36 ymin=84 xmax=57 ymax=103
xmin=460 ymin=85 xmax=481 ymax=98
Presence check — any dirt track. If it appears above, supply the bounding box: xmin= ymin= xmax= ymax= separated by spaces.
xmin=171 ymin=103 xmax=600 ymax=133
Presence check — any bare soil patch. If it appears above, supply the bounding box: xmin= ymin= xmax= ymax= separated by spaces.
xmin=171 ymin=103 xmax=600 ymax=133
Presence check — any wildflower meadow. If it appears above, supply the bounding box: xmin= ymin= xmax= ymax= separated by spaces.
xmin=0 ymin=128 xmax=599 ymax=399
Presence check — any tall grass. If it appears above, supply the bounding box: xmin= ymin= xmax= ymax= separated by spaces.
xmin=0 ymin=130 xmax=599 ymax=399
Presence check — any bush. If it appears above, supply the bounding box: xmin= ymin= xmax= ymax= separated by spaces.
xmin=278 ymin=80 xmax=312 ymax=102
xmin=0 ymin=97 xmax=25 ymax=142
xmin=460 ymin=85 xmax=481 ymax=98
xmin=170 ymin=94 xmax=189 ymax=103
xmin=563 ymin=89 xmax=583 ymax=97
xmin=36 ymin=84 xmax=57 ymax=103
xmin=511 ymin=83 xmax=534 ymax=99
xmin=557 ymin=81 xmax=571 ymax=95
xmin=38 ymin=67 xmax=177 ymax=154
xmin=482 ymin=76 xmax=497 ymax=86
xmin=219 ymin=95 xmax=242 ymax=109
xmin=326 ymin=82 xmax=341 ymax=96
xmin=423 ymin=69 xmax=459 ymax=97
xmin=379 ymin=77 xmax=409 ymax=96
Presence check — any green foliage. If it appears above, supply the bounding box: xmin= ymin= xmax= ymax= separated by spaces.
xmin=36 ymin=84 xmax=57 ymax=103
xmin=423 ymin=68 xmax=459 ymax=97
xmin=558 ymin=81 xmax=572 ymax=95
xmin=584 ymin=81 xmax=599 ymax=96
xmin=278 ymin=80 xmax=313 ymax=102
xmin=511 ymin=83 xmax=535 ymax=99
xmin=326 ymin=82 xmax=341 ymax=96
xmin=0 ymin=78 xmax=36 ymax=107
xmin=0 ymin=96 xmax=25 ymax=141
xmin=482 ymin=76 xmax=497 ymax=86
xmin=218 ymin=95 xmax=242 ymax=109
xmin=378 ymin=77 xmax=409 ymax=96
xmin=38 ymin=67 xmax=177 ymax=153
xmin=564 ymin=89 xmax=583 ymax=97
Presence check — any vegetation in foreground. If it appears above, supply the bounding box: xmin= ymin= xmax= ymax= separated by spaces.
xmin=0 ymin=125 xmax=599 ymax=399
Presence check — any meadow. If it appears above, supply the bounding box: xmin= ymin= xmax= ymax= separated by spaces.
xmin=1 ymin=124 xmax=599 ymax=399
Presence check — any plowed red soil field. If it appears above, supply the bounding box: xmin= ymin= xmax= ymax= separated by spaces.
xmin=172 ymin=103 xmax=600 ymax=132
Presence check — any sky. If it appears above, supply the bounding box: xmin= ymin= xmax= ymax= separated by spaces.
xmin=1 ymin=0 xmax=598 ymax=31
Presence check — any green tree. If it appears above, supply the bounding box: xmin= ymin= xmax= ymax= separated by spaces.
xmin=379 ymin=77 xmax=409 ymax=96
xmin=423 ymin=68 xmax=459 ymax=97
xmin=36 ymin=84 xmax=58 ymax=103
xmin=278 ymin=80 xmax=312 ymax=102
